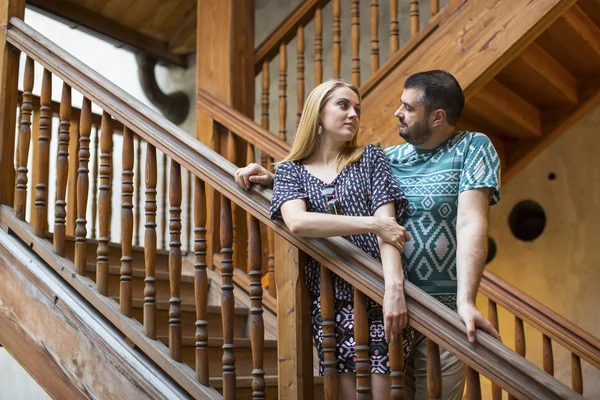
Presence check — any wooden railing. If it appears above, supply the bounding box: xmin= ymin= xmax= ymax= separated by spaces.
xmin=2 ymin=17 xmax=587 ymax=400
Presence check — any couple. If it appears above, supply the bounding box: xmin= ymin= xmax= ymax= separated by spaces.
xmin=235 ymin=70 xmax=501 ymax=400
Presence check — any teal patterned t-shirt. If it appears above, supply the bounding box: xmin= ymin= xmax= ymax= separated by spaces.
xmin=385 ymin=131 xmax=501 ymax=311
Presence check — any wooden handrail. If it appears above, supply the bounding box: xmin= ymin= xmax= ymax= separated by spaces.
xmin=481 ymin=270 xmax=600 ymax=369
xmin=254 ymin=0 xmax=330 ymax=75
xmin=7 ymin=18 xmax=584 ymax=400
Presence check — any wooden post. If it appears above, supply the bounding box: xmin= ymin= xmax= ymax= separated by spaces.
xmin=196 ymin=0 xmax=254 ymax=270
xmin=0 ymin=0 xmax=25 ymax=206
xmin=275 ymin=234 xmax=314 ymax=400
xmin=144 ymin=143 xmax=158 ymax=340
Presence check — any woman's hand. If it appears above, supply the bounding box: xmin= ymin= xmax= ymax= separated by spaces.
xmin=234 ymin=163 xmax=274 ymax=190
xmin=383 ymin=281 xmax=408 ymax=343
xmin=373 ymin=216 xmax=411 ymax=252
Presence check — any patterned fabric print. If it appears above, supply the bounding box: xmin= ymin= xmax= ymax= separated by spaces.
xmin=312 ymin=295 xmax=393 ymax=374
xmin=386 ymin=131 xmax=501 ymax=311
xmin=270 ymin=144 xmax=408 ymax=301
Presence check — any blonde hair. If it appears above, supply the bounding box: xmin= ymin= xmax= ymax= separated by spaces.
xmin=277 ymin=79 xmax=364 ymax=172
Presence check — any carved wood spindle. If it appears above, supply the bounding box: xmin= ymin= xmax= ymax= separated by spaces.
xmin=121 ymin=127 xmax=134 ymax=317
xmin=488 ymin=299 xmax=502 ymax=400
xmin=186 ymin=170 xmax=192 ymax=252
xmin=266 ymin=177 xmax=276 ymax=298
xmin=220 ymin=195 xmax=236 ymax=399
xmin=389 ymin=336 xmax=405 ymax=399
xmin=390 ymin=0 xmax=399 ymax=54
xmin=97 ymin=111 xmax=113 ymax=296
xmin=466 ymin=367 xmax=482 ymax=400
xmin=194 ymin=177 xmax=209 ymax=385
xmin=144 ymin=143 xmax=158 ymax=339
xmin=354 ymin=290 xmax=370 ymax=398
xmin=29 ymin=102 xmax=40 ymax=223
xmin=54 ymin=83 xmax=72 ymax=257
xmin=332 ymin=0 xmax=341 ymax=79
xmin=279 ymin=42 xmax=287 ymax=141
xmin=410 ymin=0 xmax=420 ymax=38
xmin=90 ymin=125 xmax=99 ymax=239
xmin=370 ymin=0 xmax=380 ymax=75
xmin=161 ymin=152 xmax=168 ymax=250
xmin=134 ymin=137 xmax=142 ymax=246
xmin=427 ymin=340 xmax=442 ymax=400
xmin=74 ymin=98 xmax=92 ymax=276
xmin=515 ymin=316 xmax=526 ymax=357
xmin=351 ymin=0 xmax=361 ymax=87
xmin=15 ymin=56 xmax=34 ymax=221
xmin=34 ymin=69 xmax=52 ymax=237
xmin=542 ymin=334 xmax=554 ymax=375
xmin=430 ymin=0 xmax=440 ymax=16
xmin=320 ymin=267 xmax=337 ymax=399
xmin=572 ymin=353 xmax=583 ymax=394
xmin=261 ymin=61 xmax=269 ymax=130
xmin=314 ymin=6 xmax=323 ymax=85
xmin=249 ymin=213 xmax=266 ymax=400
xmin=296 ymin=25 xmax=305 ymax=126
xmin=169 ymin=160 xmax=183 ymax=362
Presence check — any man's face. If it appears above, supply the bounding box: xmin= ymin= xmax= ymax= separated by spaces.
xmin=394 ymin=88 xmax=432 ymax=146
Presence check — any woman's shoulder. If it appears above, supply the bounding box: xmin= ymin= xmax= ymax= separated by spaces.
xmin=275 ymin=160 xmax=302 ymax=174
xmin=360 ymin=144 xmax=386 ymax=162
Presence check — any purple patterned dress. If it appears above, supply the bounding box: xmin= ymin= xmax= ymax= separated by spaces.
xmin=270 ymin=145 xmax=408 ymax=374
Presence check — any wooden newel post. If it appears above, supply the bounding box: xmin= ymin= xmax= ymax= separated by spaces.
xmin=274 ymin=234 xmax=314 ymax=400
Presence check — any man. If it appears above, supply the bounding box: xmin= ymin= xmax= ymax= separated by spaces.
xmin=235 ymin=70 xmax=501 ymax=400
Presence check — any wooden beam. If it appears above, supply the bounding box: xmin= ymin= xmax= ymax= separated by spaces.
xmin=467 ymin=79 xmax=541 ymax=140
xmin=167 ymin=5 xmax=196 ymax=54
xmin=26 ymin=0 xmax=186 ymax=67
xmin=562 ymin=4 xmax=600 ymax=58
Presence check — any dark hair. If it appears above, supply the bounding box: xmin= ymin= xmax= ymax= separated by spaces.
xmin=404 ymin=70 xmax=465 ymax=125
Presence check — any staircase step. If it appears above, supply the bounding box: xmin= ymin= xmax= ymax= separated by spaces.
xmin=209 ymin=375 xmax=325 ymax=399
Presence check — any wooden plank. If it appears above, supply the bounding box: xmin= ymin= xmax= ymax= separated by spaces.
xmin=26 ymin=0 xmax=186 ymax=66
xmin=0 ymin=0 xmax=25 ymax=205
xmin=274 ymin=234 xmax=314 ymax=400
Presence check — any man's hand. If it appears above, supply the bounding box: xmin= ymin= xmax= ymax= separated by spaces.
xmin=457 ymin=302 xmax=501 ymax=343
xmin=234 ymin=163 xmax=274 ymax=190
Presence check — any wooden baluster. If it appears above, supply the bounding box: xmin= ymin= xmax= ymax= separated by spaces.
xmin=466 ymin=367 xmax=482 ymax=400
xmin=34 ymin=69 xmax=52 ymax=237
xmin=144 ymin=143 xmax=158 ymax=340
xmin=169 ymin=160 xmax=183 ymax=362
xmin=97 ymin=111 xmax=113 ymax=296
xmin=427 ymin=340 xmax=442 ymax=400
xmin=15 ymin=56 xmax=33 ymax=221
xmin=54 ymin=83 xmax=72 ymax=256
xmin=488 ymin=300 xmax=501 ymax=400
xmin=220 ymin=195 xmax=236 ymax=398
xmin=430 ymin=0 xmax=439 ymax=16
xmin=161 ymin=153 xmax=168 ymax=250
xmin=332 ymin=0 xmax=341 ymax=79
xmin=351 ymin=0 xmax=361 ymax=87
xmin=321 ymin=267 xmax=337 ymax=399
xmin=515 ymin=316 xmax=526 ymax=357
xmin=389 ymin=339 xmax=405 ymax=399
xmin=194 ymin=177 xmax=209 ymax=385
xmin=572 ymin=353 xmax=583 ymax=394
xmin=390 ymin=0 xmax=399 ymax=54
xmin=108 ymin=138 xmax=114 ymax=243
xmin=74 ymin=98 xmax=92 ymax=276
xmin=296 ymin=25 xmax=305 ymax=125
xmin=354 ymin=290 xmax=370 ymax=398
xmin=542 ymin=334 xmax=554 ymax=375
xmin=249 ymin=213 xmax=266 ymax=400
xmin=410 ymin=0 xmax=420 ymax=38
xmin=186 ymin=171 xmax=192 ymax=252
xmin=261 ymin=62 xmax=269 ymax=130
xmin=66 ymin=116 xmax=79 ymax=238
xmin=90 ymin=125 xmax=99 ymax=239
xmin=370 ymin=0 xmax=379 ymax=75
xmin=29 ymin=101 xmax=40 ymax=224
xmin=278 ymin=43 xmax=287 ymax=141
xmin=266 ymin=191 xmax=276 ymax=298
xmin=314 ymin=6 xmax=323 ymax=85
xmin=121 ymin=127 xmax=134 ymax=317
xmin=134 ymin=138 xmax=142 ymax=246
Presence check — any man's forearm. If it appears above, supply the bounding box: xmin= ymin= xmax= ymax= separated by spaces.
xmin=456 ymin=223 xmax=487 ymax=306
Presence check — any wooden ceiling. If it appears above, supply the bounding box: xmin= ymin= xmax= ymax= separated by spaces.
xmin=27 ymin=0 xmax=197 ymax=67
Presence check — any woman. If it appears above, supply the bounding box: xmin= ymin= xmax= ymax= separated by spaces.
xmin=236 ymin=80 xmax=409 ymax=399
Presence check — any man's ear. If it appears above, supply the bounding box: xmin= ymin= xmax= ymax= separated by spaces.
xmin=432 ymin=109 xmax=447 ymax=127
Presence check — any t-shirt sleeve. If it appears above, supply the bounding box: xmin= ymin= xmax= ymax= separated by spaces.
xmin=365 ymin=145 xmax=409 ymax=219
xmin=459 ymin=133 xmax=501 ymax=205
xmin=270 ymin=161 xmax=307 ymax=221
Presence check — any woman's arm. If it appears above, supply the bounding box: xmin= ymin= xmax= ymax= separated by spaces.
xmin=374 ymin=202 xmax=408 ymax=342
xmin=235 ymin=163 xmax=274 ymax=190
xmin=279 ymin=199 xmax=409 ymax=251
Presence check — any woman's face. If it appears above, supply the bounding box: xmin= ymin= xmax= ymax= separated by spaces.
xmin=320 ymin=86 xmax=361 ymax=143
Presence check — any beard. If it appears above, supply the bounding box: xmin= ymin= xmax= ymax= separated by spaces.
xmin=398 ymin=118 xmax=432 ymax=146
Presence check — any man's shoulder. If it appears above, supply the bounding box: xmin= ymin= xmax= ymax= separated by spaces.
xmin=384 ymin=143 xmax=411 ymax=160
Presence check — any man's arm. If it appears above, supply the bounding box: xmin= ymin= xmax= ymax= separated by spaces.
xmin=456 ymin=188 xmax=501 ymax=342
